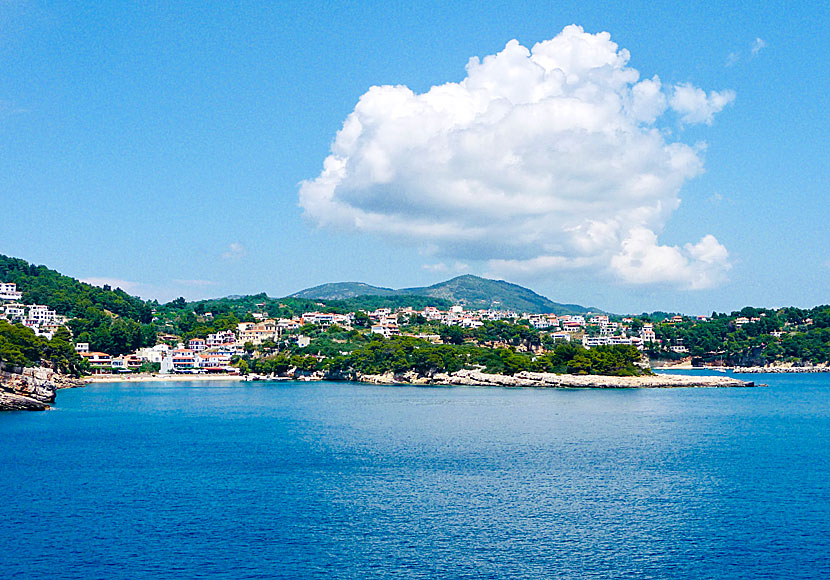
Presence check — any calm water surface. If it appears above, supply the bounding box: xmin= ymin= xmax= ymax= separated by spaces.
xmin=1 ymin=373 xmax=829 ymax=579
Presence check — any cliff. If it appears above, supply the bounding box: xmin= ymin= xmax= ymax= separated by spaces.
xmin=0 ymin=364 xmax=83 ymax=411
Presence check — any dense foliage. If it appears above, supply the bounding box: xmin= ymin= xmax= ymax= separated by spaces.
xmin=645 ymin=305 xmax=830 ymax=365
xmin=0 ymin=255 xmax=153 ymax=322
xmin=242 ymin=334 xmax=647 ymax=378
xmin=1 ymin=254 xmax=157 ymax=356
xmin=158 ymin=293 xmax=453 ymax=326
xmin=0 ymin=321 xmax=86 ymax=376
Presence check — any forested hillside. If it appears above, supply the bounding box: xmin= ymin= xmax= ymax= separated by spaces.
xmin=0 ymin=321 xmax=85 ymax=375
xmin=291 ymin=275 xmax=595 ymax=315
xmin=0 ymin=255 xmax=157 ymax=356
xmin=646 ymin=305 xmax=830 ymax=365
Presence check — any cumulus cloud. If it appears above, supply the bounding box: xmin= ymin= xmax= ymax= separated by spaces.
xmin=221 ymin=242 xmax=247 ymax=260
xmin=670 ymin=84 xmax=736 ymax=125
xmin=422 ymin=261 xmax=470 ymax=273
xmin=300 ymin=25 xmax=734 ymax=289
xmin=610 ymin=228 xmax=730 ymax=289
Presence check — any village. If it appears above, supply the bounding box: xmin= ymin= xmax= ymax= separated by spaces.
xmin=1 ymin=280 xmax=687 ymax=375
xmin=3 ymin=277 xmax=817 ymax=376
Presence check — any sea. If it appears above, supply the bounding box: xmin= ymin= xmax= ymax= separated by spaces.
xmin=1 ymin=371 xmax=829 ymax=579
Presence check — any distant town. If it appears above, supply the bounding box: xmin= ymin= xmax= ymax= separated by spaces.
xmin=2 ymin=277 xmax=826 ymax=377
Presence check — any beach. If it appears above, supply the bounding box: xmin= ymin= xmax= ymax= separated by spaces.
xmin=84 ymin=373 xmax=246 ymax=384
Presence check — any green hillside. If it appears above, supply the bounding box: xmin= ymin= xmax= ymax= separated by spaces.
xmin=290 ymin=282 xmax=397 ymax=300
xmin=291 ymin=274 xmax=596 ymax=315
xmin=0 ymin=254 xmax=156 ymax=356
xmin=400 ymin=275 xmax=594 ymax=315
xmin=183 ymin=293 xmax=452 ymax=320
xmin=0 ymin=254 xmax=152 ymax=322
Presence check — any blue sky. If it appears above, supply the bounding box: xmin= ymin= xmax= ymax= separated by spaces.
xmin=0 ymin=1 xmax=827 ymax=315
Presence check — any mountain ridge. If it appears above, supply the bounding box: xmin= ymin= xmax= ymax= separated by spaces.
xmin=291 ymin=275 xmax=598 ymax=315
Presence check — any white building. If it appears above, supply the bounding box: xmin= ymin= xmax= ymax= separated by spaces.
xmin=136 ymin=344 xmax=171 ymax=363
xmin=197 ymin=351 xmax=232 ymax=370
xmin=27 ymin=304 xmax=59 ymax=326
xmin=1 ymin=304 xmax=25 ymax=321
xmin=207 ymin=330 xmax=236 ymax=347
xmin=371 ymin=324 xmax=400 ymax=338
xmin=582 ymin=335 xmax=637 ymax=349
xmin=237 ymin=320 xmax=278 ymax=345
xmin=188 ymin=338 xmax=207 ymax=352
xmin=0 ymin=282 xmax=23 ymax=302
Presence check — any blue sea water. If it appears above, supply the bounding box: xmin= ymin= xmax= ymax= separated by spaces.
xmin=1 ymin=374 xmax=829 ymax=579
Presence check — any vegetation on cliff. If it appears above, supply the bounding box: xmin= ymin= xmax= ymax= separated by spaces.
xmin=0 ymin=321 xmax=86 ymax=376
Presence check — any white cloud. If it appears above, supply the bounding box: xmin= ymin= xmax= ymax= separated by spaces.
xmin=751 ymin=37 xmax=767 ymax=56
xmin=724 ymin=37 xmax=767 ymax=67
xmin=300 ymin=25 xmax=734 ymax=289
xmin=221 ymin=242 xmax=247 ymax=260
xmin=610 ymin=228 xmax=730 ymax=289
xmin=670 ymin=83 xmax=736 ymax=125
xmin=422 ymin=261 xmax=469 ymax=273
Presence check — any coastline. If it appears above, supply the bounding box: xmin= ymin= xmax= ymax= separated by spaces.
xmin=356 ymin=369 xmax=754 ymax=389
xmin=651 ymin=359 xmax=694 ymax=369
xmin=733 ymin=366 xmax=830 ymax=374
xmin=84 ymin=373 xmax=246 ymax=384
xmin=78 ymin=369 xmax=754 ymax=388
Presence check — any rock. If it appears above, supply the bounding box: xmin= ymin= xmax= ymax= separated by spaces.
xmin=0 ymin=364 xmax=83 ymax=412
xmin=734 ymin=366 xmax=829 ymax=374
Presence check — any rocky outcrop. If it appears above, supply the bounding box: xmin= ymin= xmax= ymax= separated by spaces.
xmin=357 ymin=369 xmax=753 ymax=389
xmin=0 ymin=364 xmax=83 ymax=411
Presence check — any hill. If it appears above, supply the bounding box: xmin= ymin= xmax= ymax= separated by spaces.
xmin=290 ymin=282 xmax=397 ymax=300
xmin=0 ymin=254 xmax=152 ymax=322
xmin=183 ymin=293 xmax=453 ymax=320
xmin=0 ymin=254 xmax=157 ymax=356
xmin=292 ymin=275 xmax=596 ymax=315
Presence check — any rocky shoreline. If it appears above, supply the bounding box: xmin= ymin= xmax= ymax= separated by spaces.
xmin=1 ymin=367 xmax=753 ymax=411
xmin=0 ymin=364 xmax=83 ymax=411
xmin=733 ymin=366 xmax=830 ymax=374
xmin=356 ymin=369 xmax=754 ymax=389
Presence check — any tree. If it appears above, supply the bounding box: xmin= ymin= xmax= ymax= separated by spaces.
xmin=353 ymin=311 xmax=371 ymax=328
xmin=440 ymin=325 xmax=465 ymax=345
